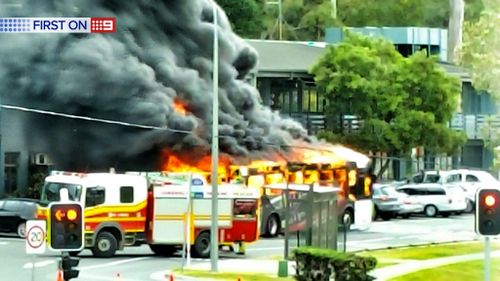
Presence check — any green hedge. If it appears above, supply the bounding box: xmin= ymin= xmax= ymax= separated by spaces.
xmin=293 ymin=247 xmax=377 ymax=281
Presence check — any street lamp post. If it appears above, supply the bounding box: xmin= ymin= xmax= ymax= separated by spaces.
xmin=210 ymin=1 xmax=220 ymax=273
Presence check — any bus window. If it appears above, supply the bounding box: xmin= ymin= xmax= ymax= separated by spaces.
xmin=247 ymin=175 xmax=265 ymax=188
xmin=303 ymin=170 xmax=318 ymax=184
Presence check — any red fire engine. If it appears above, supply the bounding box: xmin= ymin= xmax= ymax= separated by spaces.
xmin=36 ymin=171 xmax=260 ymax=258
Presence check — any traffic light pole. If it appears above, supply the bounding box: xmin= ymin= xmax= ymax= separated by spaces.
xmin=484 ymin=236 xmax=491 ymax=281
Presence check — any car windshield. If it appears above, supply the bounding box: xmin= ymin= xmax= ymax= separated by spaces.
xmin=40 ymin=182 xmax=82 ymax=203
xmin=424 ymin=174 xmax=441 ymax=183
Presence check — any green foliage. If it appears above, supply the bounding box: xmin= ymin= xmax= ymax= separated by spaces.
xmin=459 ymin=0 xmax=500 ymax=99
xmin=311 ymin=32 xmax=465 ymax=156
xmin=337 ymin=0 xmax=483 ymax=28
xmin=218 ymin=0 xmax=483 ymax=41
xmin=216 ymin=0 xmax=266 ymax=38
xmin=294 ymin=247 xmax=377 ymax=281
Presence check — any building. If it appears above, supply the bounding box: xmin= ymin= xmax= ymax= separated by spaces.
xmin=325 ymin=27 xmax=498 ymax=173
xmin=247 ymin=30 xmax=497 ymax=179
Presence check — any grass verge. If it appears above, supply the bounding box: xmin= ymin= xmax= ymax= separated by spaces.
xmin=358 ymin=241 xmax=500 ymax=260
xmin=389 ymin=258 xmax=500 ymax=281
xmin=172 ymin=269 xmax=295 ymax=281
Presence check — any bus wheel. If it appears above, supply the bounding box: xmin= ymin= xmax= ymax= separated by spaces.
xmin=149 ymin=245 xmax=175 ymax=256
xmin=91 ymin=231 xmax=117 ymax=258
xmin=193 ymin=232 xmax=211 ymax=259
xmin=266 ymin=215 xmax=280 ymax=237
xmin=342 ymin=210 xmax=353 ymax=231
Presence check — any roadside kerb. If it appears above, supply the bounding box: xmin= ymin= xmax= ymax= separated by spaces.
xmin=373 ymin=250 xmax=500 ymax=281
xmin=150 ymin=269 xmax=209 ymax=281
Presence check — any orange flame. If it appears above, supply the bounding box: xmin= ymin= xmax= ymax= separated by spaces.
xmin=160 ymin=141 xmax=369 ymax=186
xmin=173 ymin=98 xmax=188 ymax=115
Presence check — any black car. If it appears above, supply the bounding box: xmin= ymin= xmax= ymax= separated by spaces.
xmin=0 ymin=198 xmax=40 ymax=237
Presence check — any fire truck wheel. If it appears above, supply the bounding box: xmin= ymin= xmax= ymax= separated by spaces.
xmin=92 ymin=231 xmax=118 ymax=258
xmin=193 ymin=232 xmax=211 ymax=259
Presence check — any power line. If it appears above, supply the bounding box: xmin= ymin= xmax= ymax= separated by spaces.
xmin=0 ymin=103 xmax=342 ymax=154
xmin=1 ymin=104 xmax=191 ymax=134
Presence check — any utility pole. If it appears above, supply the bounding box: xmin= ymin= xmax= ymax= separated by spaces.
xmin=448 ymin=0 xmax=464 ymax=63
xmin=267 ymin=0 xmax=283 ymax=40
xmin=331 ymin=0 xmax=337 ymax=20
xmin=0 ymin=93 xmax=3 ymax=197
xmin=210 ymin=0 xmax=220 ymax=273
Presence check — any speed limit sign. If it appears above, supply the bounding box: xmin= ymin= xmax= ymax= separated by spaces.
xmin=25 ymin=220 xmax=46 ymax=254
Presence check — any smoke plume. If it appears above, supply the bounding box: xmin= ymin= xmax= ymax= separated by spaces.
xmin=0 ymin=0 xmax=315 ymax=171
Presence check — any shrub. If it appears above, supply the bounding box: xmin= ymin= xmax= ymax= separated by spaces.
xmin=294 ymin=247 xmax=377 ymax=281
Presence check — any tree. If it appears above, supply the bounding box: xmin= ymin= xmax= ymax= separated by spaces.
xmin=218 ymin=0 xmax=483 ymax=41
xmin=311 ymin=33 xmax=466 ymax=177
xmin=216 ymin=0 xmax=266 ymax=38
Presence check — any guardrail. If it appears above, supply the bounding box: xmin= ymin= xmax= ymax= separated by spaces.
xmin=283 ymin=112 xmax=500 ymax=140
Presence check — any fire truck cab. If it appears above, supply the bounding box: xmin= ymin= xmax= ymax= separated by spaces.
xmin=39 ymin=172 xmax=149 ymax=257
xmin=37 ymin=171 xmax=261 ymax=258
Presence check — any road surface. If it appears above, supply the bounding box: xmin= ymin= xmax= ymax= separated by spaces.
xmin=0 ymin=214 xmax=480 ymax=281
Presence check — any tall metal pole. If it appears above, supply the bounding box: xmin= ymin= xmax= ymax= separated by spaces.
xmin=278 ymin=0 xmax=282 ymax=40
xmin=448 ymin=0 xmax=464 ymax=62
xmin=0 ymin=88 xmax=3 ymax=197
xmin=331 ymin=0 xmax=337 ymax=19
xmin=210 ymin=1 xmax=219 ymax=273
xmin=484 ymin=236 xmax=491 ymax=281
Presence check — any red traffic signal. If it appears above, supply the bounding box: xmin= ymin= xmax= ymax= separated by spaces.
xmin=475 ymin=188 xmax=500 ymax=236
xmin=484 ymin=194 xmax=497 ymax=207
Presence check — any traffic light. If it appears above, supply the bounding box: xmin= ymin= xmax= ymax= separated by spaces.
xmin=475 ymin=188 xmax=500 ymax=236
xmin=49 ymin=202 xmax=84 ymax=251
xmin=61 ymin=255 xmax=80 ymax=280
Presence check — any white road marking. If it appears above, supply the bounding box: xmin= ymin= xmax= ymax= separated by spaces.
xmin=0 ymin=242 xmax=8 ymax=245
xmin=23 ymin=260 xmax=56 ymax=269
xmin=78 ymin=257 xmax=151 ymax=271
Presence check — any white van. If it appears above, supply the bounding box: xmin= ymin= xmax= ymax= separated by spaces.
xmin=396 ymin=184 xmax=467 ymax=217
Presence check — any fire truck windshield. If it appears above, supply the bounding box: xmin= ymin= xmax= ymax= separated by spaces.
xmin=41 ymin=182 xmax=82 ymax=203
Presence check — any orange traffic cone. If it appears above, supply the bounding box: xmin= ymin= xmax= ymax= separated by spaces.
xmin=55 ymin=270 xmax=64 ymax=281
xmin=169 ymin=273 xmax=175 ymax=281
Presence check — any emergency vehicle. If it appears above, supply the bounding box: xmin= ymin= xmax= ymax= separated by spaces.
xmin=36 ymin=171 xmax=261 ymax=258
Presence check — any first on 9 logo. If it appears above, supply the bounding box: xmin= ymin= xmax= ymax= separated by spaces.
xmin=90 ymin=17 xmax=116 ymax=33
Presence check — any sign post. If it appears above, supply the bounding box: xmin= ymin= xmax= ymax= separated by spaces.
xmin=26 ymin=220 xmax=46 ymax=281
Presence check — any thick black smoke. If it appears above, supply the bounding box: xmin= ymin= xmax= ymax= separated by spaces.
xmin=0 ymin=0 xmax=310 ymax=170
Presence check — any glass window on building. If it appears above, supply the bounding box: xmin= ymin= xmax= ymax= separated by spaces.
xmin=4 ymin=152 xmax=19 ymax=194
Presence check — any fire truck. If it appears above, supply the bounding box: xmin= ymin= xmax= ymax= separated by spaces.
xmin=36 ymin=171 xmax=260 ymax=258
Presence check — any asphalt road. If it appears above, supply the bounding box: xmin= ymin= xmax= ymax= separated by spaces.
xmin=0 ymin=214 xmax=480 ymax=281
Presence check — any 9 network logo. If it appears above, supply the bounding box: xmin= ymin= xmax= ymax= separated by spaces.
xmin=0 ymin=17 xmax=116 ymax=33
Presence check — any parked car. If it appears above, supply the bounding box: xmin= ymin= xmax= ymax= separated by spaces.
xmin=409 ymin=169 xmax=500 ymax=213
xmin=396 ymin=184 xmax=467 ymax=217
xmin=373 ymin=184 xmax=423 ymax=220
xmin=0 ymin=198 xmax=40 ymax=237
